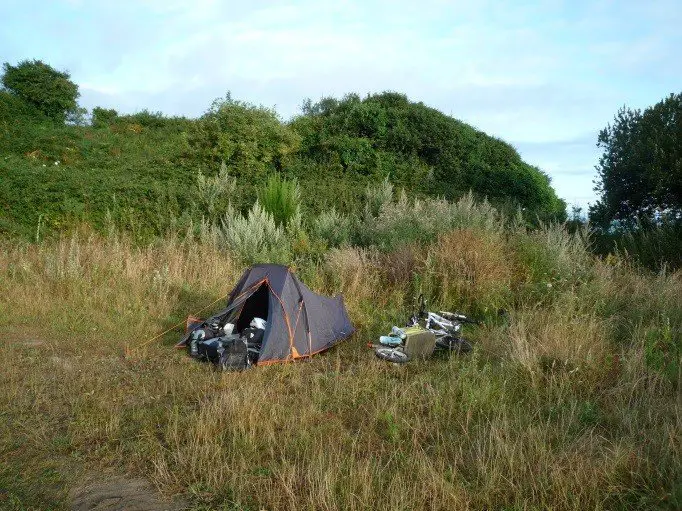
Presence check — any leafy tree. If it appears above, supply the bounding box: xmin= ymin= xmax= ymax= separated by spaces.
xmin=91 ymin=107 xmax=118 ymax=128
xmin=290 ymin=92 xmax=566 ymax=221
xmin=591 ymin=93 xmax=682 ymax=226
xmin=185 ymin=93 xmax=301 ymax=178
xmin=0 ymin=90 xmax=44 ymax=123
xmin=1 ymin=60 xmax=80 ymax=123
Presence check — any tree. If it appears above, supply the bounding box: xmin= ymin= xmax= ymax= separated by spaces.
xmin=1 ymin=59 xmax=80 ymax=123
xmin=91 ymin=107 xmax=118 ymax=127
xmin=591 ymin=93 xmax=682 ymax=227
xmin=185 ymin=93 xmax=301 ymax=178
xmin=290 ymin=92 xmax=567 ymax=221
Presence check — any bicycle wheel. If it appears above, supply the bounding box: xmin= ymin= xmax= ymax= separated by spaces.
xmin=435 ymin=336 xmax=473 ymax=354
xmin=375 ymin=347 xmax=410 ymax=364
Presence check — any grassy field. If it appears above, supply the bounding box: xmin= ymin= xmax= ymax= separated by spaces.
xmin=0 ymin=221 xmax=680 ymax=510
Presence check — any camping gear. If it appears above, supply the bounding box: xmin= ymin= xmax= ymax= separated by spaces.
xmin=241 ymin=326 xmax=265 ymax=345
xmin=372 ymin=295 xmax=478 ymax=364
xmin=375 ymin=346 xmax=410 ymax=363
xmin=178 ymin=264 xmax=354 ymax=367
xmin=219 ymin=337 xmax=249 ymax=371
xmin=401 ymin=325 xmax=436 ymax=359
xmin=407 ymin=294 xmax=476 ymax=354
xmin=391 ymin=326 xmax=407 ymax=339
xmin=194 ymin=333 xmax=240 ymax=363
xmin=379 ymin=335 xmax=402 ymax=347
xmin=250 ymin=317 xmax=266 ymax=330
xmin=196 ymin=338 xmax=223 ymax=362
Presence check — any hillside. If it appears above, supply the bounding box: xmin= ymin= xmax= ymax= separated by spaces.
xmin=290 ymin=93 xmax=566 ymax=218
xmin=0 ymin=91 xmax=566 ymax=239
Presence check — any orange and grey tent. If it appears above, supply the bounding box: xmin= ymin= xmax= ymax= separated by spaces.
xmin=183 ymin=264 xmax=353 ymax=365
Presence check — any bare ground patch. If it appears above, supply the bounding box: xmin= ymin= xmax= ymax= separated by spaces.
xmin=69 ymin=474 xmax=187 ymax=511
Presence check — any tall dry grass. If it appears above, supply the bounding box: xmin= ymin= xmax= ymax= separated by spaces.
xmin=0 ymin=223 xmax=680 ymax=510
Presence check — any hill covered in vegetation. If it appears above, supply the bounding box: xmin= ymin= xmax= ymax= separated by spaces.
xmin=1 ymin=64 xmax=566 ymax=239
xmin=0 ymin=61 xmax=679 ymax=510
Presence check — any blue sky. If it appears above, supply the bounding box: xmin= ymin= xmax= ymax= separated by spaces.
xmin=2 ymin=0 xmax=681 ymax=211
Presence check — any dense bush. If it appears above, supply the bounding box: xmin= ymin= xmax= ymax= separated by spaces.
xmin=216 ymin=202 xmax=292 ymax=265
xmin=311 ymin=208 xmax=352 ymax=248
xmin=91 ymin=107 xmax=118 ymax=127
xmin=194 ymin=161 xmax=237 ymax=220
xmin=290 ymin=92 xmax=566 ymax=222
xmin=591 ymin=221 xmax=682 ymax=272
xmin=355 ymin=180 xmax=502 ymax=251
xmin=0 ymin=90 xmax=45 ymax=123
xmin=258 ymin=174 xmax=302 ymax=228
xmin=185 ymin=94 xmax=301 ymax=178
xmin=0 ymin=113 xmax=195 ymax=239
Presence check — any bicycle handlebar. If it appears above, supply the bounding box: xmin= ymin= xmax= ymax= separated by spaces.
xmin=438 ymin=311 xmax=480 ymax=325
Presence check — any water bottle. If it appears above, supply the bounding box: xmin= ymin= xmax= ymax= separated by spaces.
xmin=391 ymin=326 xmax=407 ymax=339
xmin=190 ymin=329 xmax=205 ymax=357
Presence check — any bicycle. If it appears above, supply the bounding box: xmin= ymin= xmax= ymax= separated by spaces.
xmin=373 ymin=295 xmax=478 ymax=363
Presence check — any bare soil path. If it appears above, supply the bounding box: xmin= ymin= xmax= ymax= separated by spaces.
xmin=69 ymin=475 xmax=187 ymax=511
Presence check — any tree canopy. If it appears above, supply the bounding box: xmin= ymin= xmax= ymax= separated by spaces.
xmin=1 ymin=59 xmax=80 ymax=123
xmin=291 ymin=92 xmax=566 ymax=221
xmin=591 ymin=92 xmax=682 ymax=227
xmin=185 ymin=94 xmax=301 ymax=178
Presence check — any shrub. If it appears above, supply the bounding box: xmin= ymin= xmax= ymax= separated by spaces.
xmin=91 ymin=107 xmax=118 ymax=127
xmin=258 ymin=174 xmax=301 ymax=228
xmin=218 ymin=202 xmax=291 ymax=265
xmin=427 ymin=228 xmax=513 ymax=314
xmin=291 ymin=91 xmax=566 ymax=220
xmin=643 ymin=316 xmax=681 ymax=384
xmin=185 ymin=93 xmax=300 ymax=178
xmin=617 ymin=221 xmax=682 ymax=271
xmin=195 ymin=161 xmax=237 ymax=219
xmin=358 ymin=185 xmax=502 ymax=251
xmin=363 ymin=177 xmax=393 ymax=218
xmin=311 ymin=208 xmax=352 ymax=248
xmin=511 ymin=223 xmax=592 ymax=304
xmin=322 ymin=247 xmax=375 ymax=294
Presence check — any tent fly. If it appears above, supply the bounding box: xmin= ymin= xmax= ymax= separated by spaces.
xmin=177 ymin=264 xmax=354 ymax=370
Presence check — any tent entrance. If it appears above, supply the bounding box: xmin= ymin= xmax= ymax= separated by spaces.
xmin=235 ymin=282 xmax=270 ymax=332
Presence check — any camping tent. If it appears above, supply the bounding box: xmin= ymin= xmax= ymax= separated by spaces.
xmin=186 ymin=264 xmax=353 ymax=365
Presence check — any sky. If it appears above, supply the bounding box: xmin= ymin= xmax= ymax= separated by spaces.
xmin=2 ymin=0 xmax=681 ymax=211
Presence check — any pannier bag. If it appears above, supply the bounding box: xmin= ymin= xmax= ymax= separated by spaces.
xmin=219 ymin=338 xmax=249 ymax=371
xmin=402 ymin=325 xmax=436 ymax=359
xmin=241 ymin=326 xmax=264 ymax=345
xmin=196 ymin=338 xmax=223 ymax=362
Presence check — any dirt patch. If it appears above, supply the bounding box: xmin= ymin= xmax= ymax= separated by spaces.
xmin=50 ymin=355 xmax=75 ymax=371
xmin=16 ymin=338 xmax=46 ymax=347
xmin=70 ymin=475 xmax=187 ymax=511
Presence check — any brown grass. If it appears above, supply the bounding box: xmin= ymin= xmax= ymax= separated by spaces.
xmin=429 ymin=228 xmax=512 ymax=313
xmin=0 ymin=228 xmax=680 ymax=510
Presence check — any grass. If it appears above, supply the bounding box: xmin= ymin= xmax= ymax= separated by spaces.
xmin=0 ymin=223 xmax=680 ymax=510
